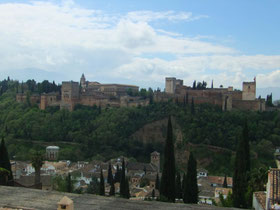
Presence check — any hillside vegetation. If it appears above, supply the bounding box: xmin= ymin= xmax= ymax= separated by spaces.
xmin=0 ymin=79 xmax=278 ymax=175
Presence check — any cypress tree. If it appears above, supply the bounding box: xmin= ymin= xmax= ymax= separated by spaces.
xmin=0 ymin=138 xmax=13 ymax=186
xmin=109 ymin=180 xmax=115 ymax=196
xmin=183 ymin=152 xmax=198 ymax=204
xmin=186 ymin=93 xmax=189 ymax=105
xmin=191 ymin=97 xmax=195 ymax=115
xmin=243 ymin=121 xmax=250 ymax=172
xmin=120 ymin=158 xmax=126 ymax=197
xmin=182 ymin=173 xmax=186 ymax=195
xmin=107 ymin=162 xmax=113 ymax=185
xmin=66 ymin=173 xmax=72 ymax=193
xmin=160 ymin=116 xmax=176 ymax=202
xmin=211 ymin=80 xmax=214 ymax=89
xmin=155 ymin=173 xmax=160 ymax=190
xmin=0 ymin=168 xmax=10 ymax=185
xmin=175 ymin=172 xmax=182 ymax=199
xmin=233 ymin=120 xmax=250 ymax=208
xmin=31 ymin=151 xmax=44 ymax=185
xmin=99 ymin=169 xmax=105 ymax=196
xmin=192 ymin=80 xmax=196 ymax=89
xmin=223 ymin=174 xmax=228 ymax=188
xmin=152 ymin=189 xmax=155 ymax=198
xmin=125 ymin=177 xmax=130 ymax=199
xmin=114 ymin=164 xmax=121 ymax=183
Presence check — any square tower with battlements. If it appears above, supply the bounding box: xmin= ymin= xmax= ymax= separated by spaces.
xmin=242 ymin=79 xmax=256 ymax=101
xmin=165 ymin=77 xmax=177 ymax=94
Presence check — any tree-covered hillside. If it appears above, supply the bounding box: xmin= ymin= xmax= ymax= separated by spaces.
xmin=0 ymin=78 xmax=278 ymax=175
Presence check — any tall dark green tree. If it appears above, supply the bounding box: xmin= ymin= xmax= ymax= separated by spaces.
xmin=109 ymin=180 xmax=115 ymax=196
xmin=175 ymin=172 xmax=182 ymax=199
xmin=120 ymin=158 xmax=126 ymax=197
xmin=66 ymin=173 xmax=72 ymax=193
xmin=99 ymin=169 xmax=105 ymax=196
xmin=182 ymin=173 xmax=186 ymax=195
xmin=223 ymin=174 xmax=228 ymax=188
xmin=125 ymin=177 xmax=130 ymax=199
xmin=31 ymin=151 xmax=44 ymax=185
xmin=185 ymin=93 xmax=189 ymax=105
xmin=0 ymin=138 xmax=13 ymax=186
xmin=233 ymin=120 xmax=250 ymax=208
xmin=114 ymin=164 xmax=121 ymax=183
xmin=160 ymin=116 xmax=176 ymax=202
xmin=183 ymin=152 xmax=198 ymax=204
xmin=107 ymin=162 xmax=113 ymax=185
xmin=191 ymin=97 xmax=195 ymax=115
xmin=155 ymin=173 xmax=160 ymax=190
xmin=192 ymin=80 xmax=196 ymax=89
xmin=243 ymin=121 xmax=250 ymax=172
xmin=0 ymin=168 xmax=10 ymax=185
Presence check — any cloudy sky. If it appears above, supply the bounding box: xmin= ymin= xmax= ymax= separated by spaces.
xmin=0 ymin=0 xmax=280 ymax=95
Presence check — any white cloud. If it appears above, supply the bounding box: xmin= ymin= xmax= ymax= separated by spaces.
xmin=257 ymin=70 xmax=280 ymax=88
xmin=0 ymin=0 xmax=279 ymax=90
xmin=125 ymin=11 xmax=207 ymax=22
xmin=113 ymin=55 xmax=280 ymax=89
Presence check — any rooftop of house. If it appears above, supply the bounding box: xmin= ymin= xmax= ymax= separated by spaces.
xmin=126 ymin=162 xmax=157 ymax=172
xmin=207 ymin=176 xmax=233 ymax=186
xmin=0 ymin=186 xmax=240 ymax=210
xmin=253 ymin=191 xmax=266 ymax=210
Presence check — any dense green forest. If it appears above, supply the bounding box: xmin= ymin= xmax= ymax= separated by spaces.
xmin=0 ymin=78 xmax=278 ymax=175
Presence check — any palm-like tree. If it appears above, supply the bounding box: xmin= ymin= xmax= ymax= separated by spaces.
xmin=31 ymin=151 xmax=44 ymax=184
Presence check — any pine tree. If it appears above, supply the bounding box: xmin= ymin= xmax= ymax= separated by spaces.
xmin=223 ymin=174 xmax=228 ymax=188
xmin=107 ymin=162 xmax=113 ymax=185
xmin=99 ymin=169 xmax=105 ymax=196
xmin=186 ymin=93 xmax=189 ymax=105
xmin=155 ymin=173 xmax=160 ymax=190
xmin=125 ymin=177 xmax=130 ymax=199
xmin=233 ymin=120 xmax=250 ymax=208
xmin=0 ymin=138 xmax=13 ymax=186
xmin=160 ymin=116 xmax=176 ymax=202
xmin=175 ymin=172 xmax=182 ymax=199
xmin=120 ymin=158 xmax=126 ymax=197
xmin=183 ymin=152 xmax=198 ymax=204
xmin=66 ymin=173 xmax=72 ymax=193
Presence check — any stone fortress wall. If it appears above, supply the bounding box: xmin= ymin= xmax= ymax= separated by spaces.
xmin=16 ymin=74 xmax=266 ymax=112
xmin=153 ymin=77 xmax=265 ymax=111
xmin=25 ymin=74 xmax=147 ymax=111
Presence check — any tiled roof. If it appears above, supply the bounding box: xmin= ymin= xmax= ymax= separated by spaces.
xmin=253 ymin=191 xmax=266 ymax=210
xmin=126 ymin=162 xmax=156 ymax=172
xmin=207 ymin=176 xmax=232 ymax=186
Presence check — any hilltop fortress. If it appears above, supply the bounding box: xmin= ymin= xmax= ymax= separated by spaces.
xmin=154 ymin=77 xmax=266 ymax=111
xmin=16 ymin=75 xmax=266 ymax=111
